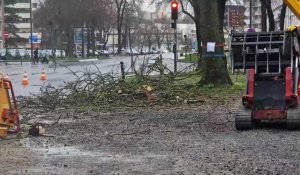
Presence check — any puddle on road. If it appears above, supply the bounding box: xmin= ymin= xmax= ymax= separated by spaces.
xmin=21 ymin=138 xmax=167 ymax=164
xmin=34 ymin=146 xmax=167 ymax=163
xmin=36 ymin=146 xmax=115 ymax=161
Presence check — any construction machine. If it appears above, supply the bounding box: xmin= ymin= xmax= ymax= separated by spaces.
xmin=231 ymin=0 xmax=300 ymax=130
xmin=0 ymin=75 xmax=20 ymax=137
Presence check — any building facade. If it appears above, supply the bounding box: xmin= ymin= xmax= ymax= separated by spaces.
xmin=244 ymin=0 xmax=262 ymax=31
xmin=4 ymin=0 xmax=38 ymax=48
xmin=244 ymin=0 xmax=300 ymax=32
xmin=224 ymin=5 xmax=246 ymax=31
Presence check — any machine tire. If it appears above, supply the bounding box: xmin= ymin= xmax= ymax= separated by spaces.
xmin=235 ymin=106 xmax=253 ymax=130
xmin=287 ymin=107 xmax=300 ymax=130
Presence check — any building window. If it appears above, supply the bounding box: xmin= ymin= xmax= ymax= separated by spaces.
xmin=32 ymin=3 xmax=37 ymax=8
xmin=15 ymin=8 xmax=31 ymax=13
xmin=16 ymin=0 xmax=30 ymax=3
xmin=17 ymin=18 xmax=30 ymax=23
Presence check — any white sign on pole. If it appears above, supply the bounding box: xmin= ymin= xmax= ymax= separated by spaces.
xmin=207 ymin=42 xmax=216 ymax=52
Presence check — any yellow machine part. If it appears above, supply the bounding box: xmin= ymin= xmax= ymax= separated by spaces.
xmin=0 ymin=78 xmax=12 ymax=126
xmin=284 ymin=0 xmax=300 ymax=20
xmin=0 ymin=127 xmax=7 ymax=137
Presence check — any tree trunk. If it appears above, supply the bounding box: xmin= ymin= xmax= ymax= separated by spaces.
xmin=166 ymin=34 xmax=171 ymax=50
xmin=87 ymin=27 xmax=91 ymax=57
xmin=66 ymin=27 xmax=72 ymax=56
xmin=91 ymin=26 xmax=96 ymax=56
xmin=81 ymin=24 xmax=85 ymax=58
xmin=117 ymin=27 xmax=122 ymax=54
xmin=279 ymin=4 xmax=287 ymax=30
xmin=194 ymin=2 xmax=202 ymax=70
xmin=261 ymin=0 xmax=275 ymax=31
xmin=122 ymin=25 xmax=128 ymax=49
xmin=198 ymin=0 xmax=232 ymax=86
xmin=261 ymin=2 xmax=267 ymax=32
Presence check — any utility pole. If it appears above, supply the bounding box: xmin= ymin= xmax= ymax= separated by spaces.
xmin=249 ymin=0 xmax=252 ymax=28
xmin=30 ymin=0 xmax=34 ymax=63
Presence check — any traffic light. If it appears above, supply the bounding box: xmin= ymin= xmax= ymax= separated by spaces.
xmin=171 ymin=1 xmax=178 ymax=20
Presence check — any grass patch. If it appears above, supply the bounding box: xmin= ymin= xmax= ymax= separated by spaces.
xmin=124 ymin=72 xmax=245 ymax=106
xmin=178 ymin=53 xmax=200 ymax=63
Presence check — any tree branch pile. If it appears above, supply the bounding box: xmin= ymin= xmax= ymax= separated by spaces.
xmin=18 ymin=60 xmax=243 ymax=120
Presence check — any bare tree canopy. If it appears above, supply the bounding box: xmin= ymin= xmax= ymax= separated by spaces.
xmin=34 ymin=0 xmax=114 ymax=56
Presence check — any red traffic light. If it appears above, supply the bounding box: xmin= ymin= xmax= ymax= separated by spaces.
xmin=171 ymin=1 xmax=178 ymax=20
xmin=171 ymin=1 xmax=178 ymax=8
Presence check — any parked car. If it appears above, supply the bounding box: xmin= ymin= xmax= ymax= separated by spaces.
xmin=97 ymin=50 xmax=109 ymax=57
xmin=127 ymin=49 xmax=139 ymax=55
xmin=7 ymin=49 xmax=16 ymax=58
xmin=55 ymin=50 xmax=66 ymax=58
xmin=0 ymin=49 xmax=6 ymax=60
xmin=158 ymin=49 xmax=169 ymax=54
xmin=18 ymin=49 xmax=27 ymax=58
xmin=120 ymin=48 xmax=139 ymax=55
xmin=87 ymin=49 xmax=99 ymax=57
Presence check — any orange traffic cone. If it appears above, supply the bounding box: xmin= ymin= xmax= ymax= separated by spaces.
xmin=22 ymin=71 xmax=29 ymax=86
xmin=40 ymin=68 xmax=47 ymax=81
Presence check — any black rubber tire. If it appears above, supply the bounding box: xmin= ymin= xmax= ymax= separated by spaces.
xmin=235 ymin=106 xmax=253 ymax=130
xmin=287 ymin=107 xmax=300 ymax=130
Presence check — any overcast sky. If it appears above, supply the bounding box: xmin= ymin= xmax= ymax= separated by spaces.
xmin=142 ymin=1 xmax=156 ymax=12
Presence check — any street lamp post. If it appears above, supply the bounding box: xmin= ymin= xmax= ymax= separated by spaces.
xmin=30 ymin=0 xmax=34 ymax=63
xmin=249 ymin=0 xmax=252 ymax=29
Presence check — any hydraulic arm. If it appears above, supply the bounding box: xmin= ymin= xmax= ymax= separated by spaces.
xmin=283 ymin=0 xmax=300 ymax=20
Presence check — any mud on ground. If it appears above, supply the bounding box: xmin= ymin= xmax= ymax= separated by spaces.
xmin=1 ymin=102 xmax=300 ymax=175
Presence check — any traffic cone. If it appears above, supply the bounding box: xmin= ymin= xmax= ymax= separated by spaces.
xmin=22 ymin=71 xmax=29 ymax=86
xmin=40 ymin=68 xmax=47 ymax=81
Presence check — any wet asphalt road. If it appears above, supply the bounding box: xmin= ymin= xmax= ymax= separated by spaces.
xmin=0 ymin=54 xmax=193 ymax=96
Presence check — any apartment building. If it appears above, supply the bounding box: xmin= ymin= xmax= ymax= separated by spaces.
xmin=244 ymin=0 xmax=262 ymax=31
xmin=224 ymin=5 xmax=246 ymax=31
xmin=4 ymin=0 xmax=38 ymax=48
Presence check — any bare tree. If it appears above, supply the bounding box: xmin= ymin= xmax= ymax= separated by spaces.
xmin=279 ymin=4 xmax=287 ymax=30
xmin=260 ymin=0 xmax=275 ymax=31
xmin=34 ymin=0 xmax=113 ymax=56
xmin=114 ymin=0 xmax=128 ymax=54
xmin=261 ymin=1 xmax=267 ymax=31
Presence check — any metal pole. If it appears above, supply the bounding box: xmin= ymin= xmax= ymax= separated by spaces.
xmin=81 ymin=24 xmax=84 ymax=57
xmin=30 ymin=0 xmax=34 ymax=64
xmin=173 ymin=20 xmax=177 ymax=75
xmin=2 ymin=0 xmax=4 ymax=49
xmin=113 ymin=30 xmax=115 ymax=55
xmin=249 ymin=0 xmax=252 ymax=28
xmin=120 ymin=61 xmax=125 ymax=80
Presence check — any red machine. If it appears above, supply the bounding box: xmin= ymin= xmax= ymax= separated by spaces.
xmin=231 ymin=30 xmax=300 ymax=130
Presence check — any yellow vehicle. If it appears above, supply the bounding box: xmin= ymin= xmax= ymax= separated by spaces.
xmin=284 ymin=0 xmax=300 ymax=20
xmin=0 ymin=75 xmax=20 ymax=137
